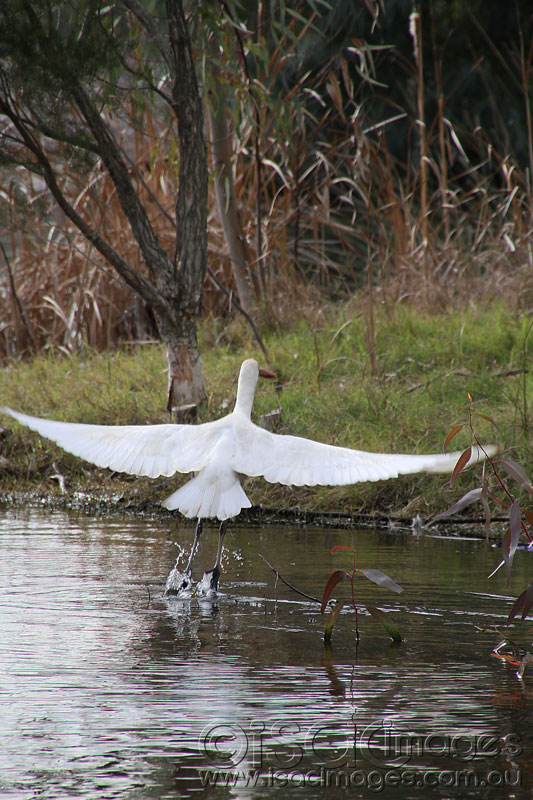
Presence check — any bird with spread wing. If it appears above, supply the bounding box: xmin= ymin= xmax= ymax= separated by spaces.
xmin=2 ymin=359 xmax=495 ymax=596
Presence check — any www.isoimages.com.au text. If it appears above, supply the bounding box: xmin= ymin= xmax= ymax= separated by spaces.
xmin=198 ymin=767 xmax=521 ymax=792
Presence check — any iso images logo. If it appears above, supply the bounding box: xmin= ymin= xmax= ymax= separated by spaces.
xmin=196 ymin=720 xmax=522 ymax=791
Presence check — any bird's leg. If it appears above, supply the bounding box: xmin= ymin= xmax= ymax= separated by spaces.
xmin=165 ymin=519 xmax=203 ymax=596
xmin=185 ymin=518 xmax=203 ymax=573
xmin=196 ymin=520 xmax=228 ymax=597
xmin=211 ymin=520 xmax=228 ymax=589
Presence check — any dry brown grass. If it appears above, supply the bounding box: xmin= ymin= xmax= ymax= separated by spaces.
xmin=1 ymin=29 xmax=532 ymax=361
xmin=212 ymin=13 xmax=533 ymax=321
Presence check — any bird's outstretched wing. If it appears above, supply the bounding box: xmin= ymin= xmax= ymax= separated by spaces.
xmin=234 ymin=424 xmax=494 ymax=486
xmin=1 ymin=407 xmax=225 ymax=478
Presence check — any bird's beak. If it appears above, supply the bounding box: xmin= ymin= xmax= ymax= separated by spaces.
xmin=259 ymin=367 xmax=276 ymax=379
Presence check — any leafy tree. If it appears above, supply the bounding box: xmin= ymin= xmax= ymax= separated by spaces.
xmin=0 ymin=0 xmax=208 ymax=409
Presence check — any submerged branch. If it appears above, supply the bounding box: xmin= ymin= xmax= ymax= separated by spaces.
xmin=258 ymin=553 xmax=324 ymax=605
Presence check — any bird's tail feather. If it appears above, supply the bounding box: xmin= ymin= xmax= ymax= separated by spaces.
xmin=162 ymin=471 xmax=251 ymax=521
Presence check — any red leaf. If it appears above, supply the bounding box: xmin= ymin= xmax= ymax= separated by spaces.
xmin=324 ymin=600 xmax=345 ymax=642
xmin=481 ymin=493 xmax=492 ymax=544
xmin=491 ymin=638 xmax=526 ymax=665
xmin=521 ymin=581 xmax=533 ymax=620
xmin=358 ymin=568 xmax=403 ymax=594
xmin=321 ymin=570 xmax=349 ymax=614
xmin=501 ymin=526 xmax=512 ymax=586
xmin=500 ymin=460 xmax=533 ymax=495
xmin=472 ymin=412 xmax=498 ymax=427
xmin=488 ymin=558 xmax=505 ymax=579
xmin=507 ymin=590 xmax=527 ymax=624
xmin=431 ymin=487 xmax=483 ymax=522
xmin=501 ymin=503 xmax=522 ymax=587
xmin=443 ymin=424 xmax=464 ymax=453
xmin=450 ymin=446 xmax=472 ymax=487
xmin=507 ymin=580 xmax=533 ymax=624
xmin=366 ymin=606 xmax=402 ymax=642
xmin=330 ymin=545 xmax=353 ymax=555
xmin=510 ymin=499 xmax=522 ymax=546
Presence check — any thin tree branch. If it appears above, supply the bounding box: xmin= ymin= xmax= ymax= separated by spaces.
xmin=0 ymin=96 xmax=166 ymax=312
xmin=207 ymin=269 xmax=270 ymax=361
xmin=120 ymin=0 xmax=172 ymax=66
xmin=258 ymin=554 xmax=324 ymax=605
xmin=71 ymin=82 xmax=175 ymax=283
xmin=94 ymin=5 xmax=174 ymax=106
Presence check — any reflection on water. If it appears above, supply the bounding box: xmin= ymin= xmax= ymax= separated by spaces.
xmin=0 ymin=507 xmax=532 ymax=799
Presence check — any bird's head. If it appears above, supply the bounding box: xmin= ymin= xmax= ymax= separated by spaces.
xmin=235 ymin=359 xmax=276 ymax=416
xmin=240 ymin=358 xmax=276 ymax=382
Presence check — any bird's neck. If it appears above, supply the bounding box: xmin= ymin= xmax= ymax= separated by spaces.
xmin=234 ymin=378 xmax=256 ymax=419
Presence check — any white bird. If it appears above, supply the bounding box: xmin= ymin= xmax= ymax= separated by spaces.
xmin=1 ymin=358 xmax=494 ymax=595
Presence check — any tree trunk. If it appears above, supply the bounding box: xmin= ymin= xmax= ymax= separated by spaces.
xmin=208 ymin=89 xmax=255 ymax=313
xmin=158 ymin=310 xmax=205 ymax=416
xmin=165 ymin=0 xmax=209 ymax=409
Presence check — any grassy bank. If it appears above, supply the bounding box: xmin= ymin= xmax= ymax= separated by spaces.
xmin=0 ymin=303 xmax=531 ymax=519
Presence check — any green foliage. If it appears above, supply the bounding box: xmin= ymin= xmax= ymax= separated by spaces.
xmin=0 ymin=1 xmax=125 ymax=124
xmin=0 ymin=344 xmax=168 ymax=424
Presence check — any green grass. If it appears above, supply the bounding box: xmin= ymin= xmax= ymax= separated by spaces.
xmin=1 ymin=303 xmax=531 ymax=516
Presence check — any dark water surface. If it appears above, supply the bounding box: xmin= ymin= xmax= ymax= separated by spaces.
xmin=0 ymin=507 xmax=532 ymax=799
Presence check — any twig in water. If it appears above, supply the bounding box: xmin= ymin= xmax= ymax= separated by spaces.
xmin=258 ymin=554 xmax=328 ymax=606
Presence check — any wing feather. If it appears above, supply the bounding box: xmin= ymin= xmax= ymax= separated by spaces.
xmin=2 ymin=407 xmax=226 ymax=478
xmin=235 ymin=423 xmax=493 ymax=485
xmin=3 ymin=406 xmax=495 ymax=490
